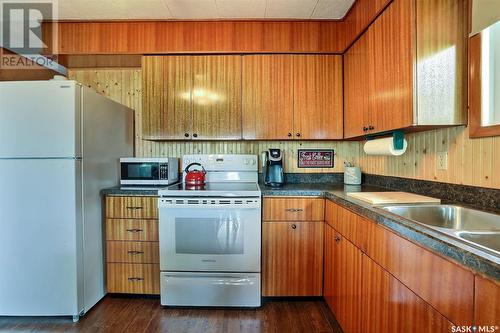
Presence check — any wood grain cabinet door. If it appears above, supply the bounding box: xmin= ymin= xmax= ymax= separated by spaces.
xmin=344 ymin=24 xmax=371 ymax=138
xmin=361 ymin=255 xmax=453 ymax=333
xmin=329 ymin=230 xmax=362 ymax=333
xmin=323 ymin=224 xmax=335 ymax=312
xmin=191 ymin=55 xmax=242 ymax=140
xmin=293 ymin=55 xmax=343 ymax=140
xmin=344 ymin=0 xmax=413 ymax=138
xmin=366 ymin=0 xmax=413 ymax=135
xmin=475 ymin=275 xmax=500 ymax=328
xmin=142 ymin=56 xmax=192 ymax=140
xmin=242 ymin=55 xmax=294 ymax=140
xmin=262 ymin=221 xmax=323 ymax=296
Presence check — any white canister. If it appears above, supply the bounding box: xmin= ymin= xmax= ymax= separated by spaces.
xmin=344 ymin=167 xmax=362 ymax=185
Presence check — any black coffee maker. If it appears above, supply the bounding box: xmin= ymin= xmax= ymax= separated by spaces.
xmin=262 ymin=149 xmax=284 ymax=187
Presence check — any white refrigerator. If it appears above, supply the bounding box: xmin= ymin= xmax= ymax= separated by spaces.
xmin=0 ymin=80 xmax=134 ymax=320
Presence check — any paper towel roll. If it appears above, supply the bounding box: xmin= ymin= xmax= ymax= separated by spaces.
xmin=363 ymin=137 xmax=408 ymax=156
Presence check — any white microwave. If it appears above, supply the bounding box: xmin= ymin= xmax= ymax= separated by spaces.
xmin=120 ymin=158 xmax=179 ymax=185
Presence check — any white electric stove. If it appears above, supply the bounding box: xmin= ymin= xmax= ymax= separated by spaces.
xmin=158 ymin=154 xmax=262 ymax=307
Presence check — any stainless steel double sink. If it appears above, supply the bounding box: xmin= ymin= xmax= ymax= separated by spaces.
xmin=381 ymin=205 xmax=500 ymax=257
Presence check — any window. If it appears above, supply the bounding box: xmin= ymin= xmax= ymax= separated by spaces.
xmin=469 ymin=20 xmax=500 ymax=138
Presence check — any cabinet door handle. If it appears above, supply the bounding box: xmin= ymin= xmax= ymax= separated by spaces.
xmin=126 ymin=206 xmax=143 ymax=210
xmin=126 ymin=228 xmax=143 ymax=233
xmin=128 ymin=277 xmax=144 ymax=282
xmin=193 ymin=133 xmax=198 ymax=138
xmin=184 ymin=133 xmax=189 ymax=138
xmin=296 ymin=133 xmax=301 ymax=137
xmin=285 ymin=208 xmax=304 ymax=212
xmin=127 ymin=250 xmax=144 ymax=255
xmin=291 ymin=224 xmax=297 ymax=230
xmin=368 ymin=125 xmax=375 ymax=130
xmin=363 ymin=126 xmax=368 ymax=132
xmin=287 ymin=133 xmax=292 ymax=137
xmin=334 ymin=235 xmax=341 ymax=243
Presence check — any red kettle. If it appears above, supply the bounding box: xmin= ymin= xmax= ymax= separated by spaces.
xmin=184 ymin=163 xmax=206 ymax=186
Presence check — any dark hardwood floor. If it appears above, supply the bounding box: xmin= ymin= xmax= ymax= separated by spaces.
xmin=0 ymin=296 xmax=343 ymax=333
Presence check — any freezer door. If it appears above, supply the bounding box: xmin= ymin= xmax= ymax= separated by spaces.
xmin=0 ymin=159 xmax=81 ymax=316
xmin=0 ymin=81 xmax=80 ymax=158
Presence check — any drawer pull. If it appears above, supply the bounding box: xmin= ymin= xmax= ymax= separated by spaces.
xmin=285 ymin=208 xmax=304 ymax=212
xmin=291 ymin=224 xmax=297 ymax=230
xmin=126 ymin=206 xmax=143 ymax=210
xmin=127 ymin=250 xmax=144 ymax=255
xmin=126 ymin=228 xmax=143 ymax=233
xmin=128 ymin=277 xmax=144 ymax=282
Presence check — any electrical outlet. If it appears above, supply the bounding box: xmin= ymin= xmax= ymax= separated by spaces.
xmin=437 ymin=151 xmax=448 ymax=170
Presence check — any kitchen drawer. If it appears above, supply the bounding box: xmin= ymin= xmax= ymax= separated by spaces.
xmin=106 ymin=196 xmax=158 ymax=219
xmin=106 ymin=219 xmax=159 ymax=241
xmin=107 ymin=263 xmax=160 ymax=295
xmin=364 ymin=221 xmax=474 ymax=326
xmin=325 ymin=200 xmax=369 ymax=247
xmin=106 ymin=241 xmax=159 ymax=264
xmin=263 ymin=197 xmax=325 ymax=222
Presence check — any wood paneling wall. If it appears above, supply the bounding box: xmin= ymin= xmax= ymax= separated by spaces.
xmin=68 ymin=68 xmax=500 ymax=189
xmin=46 ymin=0 xmax=390 ymax=55
xmin=358 ymin=127 xmax=500 ymax=189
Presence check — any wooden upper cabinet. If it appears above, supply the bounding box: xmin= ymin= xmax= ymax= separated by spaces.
xmin=243 ymin=54 xmax=343 ymax=140
xmin=293 ymin=55 xmax=343 ymax=139
xmin=242 ymin=55 xmax=294 ymax=140
xmin=142 ymin=56 xmax=192 ymax=140
xmin=367 ymin=0 xmax=413 ymax=135
xmin=475 ymin=275 xmax=500 ymax=328
xmin=344 ymin=0 xmax=467 ymax=138
xmin=344 ymin=37 xmax=370 ymax=138
xmin=191 ymin=56 xmax=242 ymax=140
xmin=344 ymin=0 xmax=413 ymax=138
xmin=142 ymin=55 xmax=242 ymax=140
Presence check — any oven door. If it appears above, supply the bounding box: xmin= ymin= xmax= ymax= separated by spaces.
xmin=159 ymin=197 xmax=261 ymax=272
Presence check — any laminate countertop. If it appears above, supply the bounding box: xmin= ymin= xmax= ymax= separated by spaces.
xmin=102 ymin=182 xmax=500 ymax=281
xmin=262 ymin=182 xmax=500 ymax=282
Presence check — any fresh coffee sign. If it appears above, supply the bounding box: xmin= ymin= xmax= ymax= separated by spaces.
xmin=298 ymin=149 xmax=334 ymax=168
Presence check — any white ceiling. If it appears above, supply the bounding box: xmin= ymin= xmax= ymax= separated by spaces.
xmin=58 ymin=0 xmax=356 ymax=20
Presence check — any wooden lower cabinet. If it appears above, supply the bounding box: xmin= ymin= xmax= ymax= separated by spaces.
xmin=262 ymin=221 xmax=323 ymax=296
xmin=364 ymin=220 xmax=474 ymax=326
xmin=475 ymin=275 xmax=500 ymax=328
xmin=104 ymin=195 xmax=160 ymax=295
xmin=323 ymin=200 xmax=481 ymax=333
xmin=106 ymin=218 xmax=159 ymax=242
xmin=263 ymin=197 xmax=325 ymax=222
xmin=106 ymin=241 xmax=159 ymax=264
xmin=361 ymin=255 xmax=453 ymax=333
xmin=107 ymin=263 xmax=160 ymax=295
xmin=324 ymin=224 xmax=362 ymax=333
